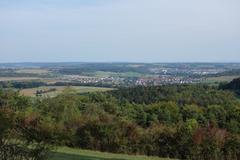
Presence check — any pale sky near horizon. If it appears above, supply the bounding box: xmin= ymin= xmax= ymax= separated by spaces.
xmin=0 ymin=0 xmax=240 ymax=62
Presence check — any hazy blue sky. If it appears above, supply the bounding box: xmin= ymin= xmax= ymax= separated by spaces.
xmin=0 ymin=0 xmax=239 ymax=62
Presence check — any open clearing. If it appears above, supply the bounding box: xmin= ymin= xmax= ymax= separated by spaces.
xmin=20 ymin=86 xmax=113 ymax=97
xmin=50 ymin=147 xmax=172 ymax=160
xmin=0 ymin=77 xmax=40 ymax=81
xmin=15 ymin=68 xmax=51 ymax=74
xmin=204 ymin=75 xmax=239 ymax=84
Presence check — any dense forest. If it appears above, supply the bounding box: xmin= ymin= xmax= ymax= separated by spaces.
xmin=220 ymin=77 xmax=240 ymax=95
xmin=1 ymin=80 xmax=240 ymax=159
xmin=0 ymin=68 xmax=47 ymax=77
xmin=0 ymin=81 xmax=46 ymax=89
xmin=56 ymin=63 xmax=151 ymax=75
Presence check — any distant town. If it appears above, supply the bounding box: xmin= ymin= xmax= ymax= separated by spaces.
xmin=0 ymin=63 xmax=239 ymax=90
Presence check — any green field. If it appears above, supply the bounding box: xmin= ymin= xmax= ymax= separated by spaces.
xmin=20 ymin=86 xmax=114 ymax=97
xmin=0 ymin=77 xmax=41 ymax=81
xmin=15 ymin=68 xmax=51 ymax=74
xmin=50 ymin=147 xmax=172 ymax=160
xmin=203 ymin=75 xmax=239 ymax=85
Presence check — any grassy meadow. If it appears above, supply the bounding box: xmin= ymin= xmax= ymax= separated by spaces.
xmin=0 ymin=77 xmax=40 ymax=81
xmin=203 ymin=75 xmax=239 ymax=85
xmin=50 ymin=147 xmax=173 ymax=160
xmin=15 ymin=68 xmax=51 ymax=74
xmin=20 ymin=86 xmax=114 ymax=97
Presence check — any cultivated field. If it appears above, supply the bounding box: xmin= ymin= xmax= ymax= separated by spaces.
xmin=0 ymin=77 xmax=40 ymax=81
xmin=20 ymin=86 xmax=113 ymax=97
xmin=15 ymin=68 xmax=51 ymax=74
xmin=50 ymin=147 xmax=172 ymax=160
xmin=204 ymin=75 xmax=239 ymax=84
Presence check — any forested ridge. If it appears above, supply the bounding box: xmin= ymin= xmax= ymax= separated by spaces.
xmin=220 ymin=77 xmax=240 ymax=95
xmin=1 ymin=82 xmax=240 ymax=159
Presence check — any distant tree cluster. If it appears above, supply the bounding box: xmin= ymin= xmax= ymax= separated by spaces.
xmin=0 ymin=81 xmax=114 ymax=89
xmin=57 ymin=63 xmax=150 ymax=75
xmin=35 ymin=88 xmax=57 ymax=96
xmin=0 ymin=81 xmax=46 ymax=89
xmin=0 ymin=69 xmax=43 ymax=77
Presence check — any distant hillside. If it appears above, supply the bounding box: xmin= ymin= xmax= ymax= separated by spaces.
xmin=220 ymin=77 xmax=240 ymax=95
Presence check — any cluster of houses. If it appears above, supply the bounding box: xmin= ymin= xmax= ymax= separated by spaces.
xmin=57 ymin=74 xmax=203 ymax=87
xmin=135 ymin=76 xmax=202 ymax=86
xmin=59 ymin=75 xmax=119 ymax=84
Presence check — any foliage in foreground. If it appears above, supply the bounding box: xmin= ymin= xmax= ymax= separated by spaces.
xmin=0 ymin=90 xmax=54 ymax=160
xmin=0 ymin=83 xmax=240 ymax=159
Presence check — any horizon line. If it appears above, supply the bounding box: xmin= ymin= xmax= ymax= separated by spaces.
xmin=1 ymin=61 xmax=240 ymax=64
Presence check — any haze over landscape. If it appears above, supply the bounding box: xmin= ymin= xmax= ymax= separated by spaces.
xmin=1 ymin=1 xmax=240 ymax=160
xmin=0 ymin=0 xmax=240 ymax=62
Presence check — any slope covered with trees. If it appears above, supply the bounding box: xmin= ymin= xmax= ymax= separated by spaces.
xmin=220 ymin=77 xmax=240 ymax=95
xmin=0 ymin=84 xmax=240 ymax=159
